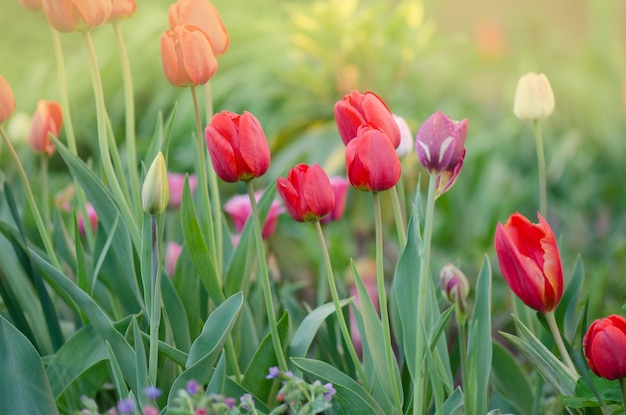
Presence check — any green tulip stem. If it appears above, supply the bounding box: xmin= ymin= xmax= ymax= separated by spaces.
xmin=390 ymin=184 xmax=406 ymax=247
xmin=373 ymin=191 xmax=403 ymax=412
xmin=246 ymin=180 xmax=288 ymax=371
xmin=545 ymin=311 xmax=577 ymax=375
xmin=456 ymin=310 xmax=470 ymax=410
xmin=40 ymin=155 xmax=50 ymax=227
xmin=112 ymin=21 xmax=141 ymax=219
xmin=82 ymin=31 xmax=139 ymax=248
xmin=533 ymin=120 xmax=547 ymax=218
xmin=620 ymin=378 xmax=626 ymax=412
xmin=204 ymin=82 xmax=214 ymax=125
xmin=148 ymin=216 xmax=162 ymax=383
xmin=313 ymin=220 xmax=368 ymax=389
xmin=413 ymin=174 xmax=438 ymax=415
xmin=0 ymin=127 xmax=60 ymax=269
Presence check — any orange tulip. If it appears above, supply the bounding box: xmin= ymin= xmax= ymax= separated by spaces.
xmin=110 ymin=0 xmax=136 ymax=20
xmin=28 ymin=100 xmax=63 ymax=156
xmin=169 ymin=0 xmax=229 ymax=56
xmin=41 ymin=0 xmax=112 ymax=32
xmin=0 ymin=76 xmax=15 ymax=125
xmin=18 ymin=0 xmax=43 ymax=11
xmin=161 ymin=24 xmax=218 ymax=87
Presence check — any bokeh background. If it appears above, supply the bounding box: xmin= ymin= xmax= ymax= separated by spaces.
xmin=1 ymin=0 xmax=625 ymax=320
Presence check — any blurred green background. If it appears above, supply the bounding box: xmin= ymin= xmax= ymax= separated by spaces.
xmin=0 ymin=0 xmax=625 ymax=320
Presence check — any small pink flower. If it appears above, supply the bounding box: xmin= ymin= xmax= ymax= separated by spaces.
xmin=167 ymin=173 xmax=198 ymax=209
xmin=224 ymin=191 xmax=284 ymax=238
xmin=321 ymin=177 xmax=350 ymax=223
xmin=165 ymin=242 xmax=182 ymax=276
xmin=77 ymin=203 xmax=98 ymax=235
xmin=142 ymin=406 xmax=159 ymax=415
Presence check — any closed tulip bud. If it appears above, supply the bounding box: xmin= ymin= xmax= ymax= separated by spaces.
xmin=494 ymin=212 xmax=563 ymax=313
xmin=320 ymin=176 xmax=350 ymax=223
xmin=0 ymin=76 xmax=15 ymax=125
xmin=142 ymin=152 xmax=170 ymax=216
xmin=440 ymin=263 xmax=469 ymax=322
xmin=28 ymin=100 xmax=62 ymax=156
xmin=334 ymin=90 xmax=401 ymax=147
xmin=160 ymin=24 xmax=217 ymax=87
xmin=41 ymin=0 xmax=112 ymax=33
xmin=110 ymin=0 xmax=136 ymax=20
xmin=513 ymin=72 xmax=555 ymax=121
xmin=224 ymin=192 xmax=284 ymax=238
xmin=277 ymin=164 xmax=335 ymax=222
xmin=167 ymin=172 xmax=197 ymax=209
xmin=345 ymin=126 xmax=401 ymax=192
xmin=18 ymin=0 xmax=43 ymax=11
xmin=205 ymin=111 xmax=270 ymax=183
xmin=583 ymin=315 xmax=626 ymax=380
xmin=169 ymin=0 xmax=229 ymax=56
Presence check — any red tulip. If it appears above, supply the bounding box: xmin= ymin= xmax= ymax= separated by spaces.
xmin=494 ymin=212 xmax=563 ymax=313
xmin=224 ymin=191 xmax=283 ymax=238
xmin=110 ymin=0 xmax=136 ymax=20
xmin=169 ymin=0 xmax=229 ymax=56
xmin=583 ymin=315 xmax=626 ymax=380
xmin=41 ymin=0 xmax=112 ymax=32
xmin=276 ymin=164 xmax=335 ymax=222
xmin=28 ymin=100 xmax=63 ymax=156
xmin=160 ymin=24 xmax=217 ymax=87
xmin=205 ymin=111 xmax=270 ymax=183
xmin=345 ymin=126 xmax=401 ymax=192
xmin=334 ymin=90 xmax=400 ymax=147
xmin=0 ymin=76 xmax=15 ymax=125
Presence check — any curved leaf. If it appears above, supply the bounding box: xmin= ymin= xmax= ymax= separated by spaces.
xmin=290 ymin=299 xmax=351 ymax=358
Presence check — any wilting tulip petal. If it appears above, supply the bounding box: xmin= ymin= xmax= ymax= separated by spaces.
xmin=494 ymin=212 xmax=563 ymax=313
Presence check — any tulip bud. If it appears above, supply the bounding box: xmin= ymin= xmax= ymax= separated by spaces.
xmin=440 ymin=263 xmax=470 ymax=323
xmin=583 ymin=314 xmax=626 ymax=380
xmin=41 ymin=0 xmax=112 ymax=32
xmin=169 ymin=0 xmax=230 ymax=56
xmin=160 ymin=24 xmax=217 ymax=87
xmin=494 ymin=212 xmax=563 ymax=313
xmin=142 ymin=152 xmax=170 ymax=216
xmin=345 ymin=126 xmax=401 ymax=192
xmin=167 ymin=173 xmax=197 ymax=209
xmin=205 ymin=111 xmax=270 ymax=183
xmin=110 ymin=0 xmax=136 ymax=21
xmin=513 ymin=72 xmax=555 ymax=121
xmin=224 ymin=192 xmax=284 ymax=238
xmin=334 ymin=90 xmax=401 ymax=147
xmin=277 ymin=164 xmax=335 ymax=222
xmin=28 ymin=100 xmax=62 ymax=156
xmin=0 ymin=76 xmax=16 ymax=125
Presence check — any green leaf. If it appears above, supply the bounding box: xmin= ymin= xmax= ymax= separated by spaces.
xmin=292 ymin=357 xmax=385 ymax=415
xmin=442 ymin=387 xmax=464 ymax=415
xmin=500 ymin=314 xmax=578 ymax=396
xmin=161 ymin=271 xmax=191 ymax=352
xmin=290 ymin=300 xmax=351 ymax=358
xmin=560 ymin=371 xmax=622 ymax=408
xmin=466 ymin=256 xmax=493 ymax=415
xmin=167 ymin=292 xmax=244 ymax=408
xmin=556 ymin=256 xmax=584 ymax=342
xmin=491 ymin=341 xmax=534 ymax=415
xmin=0 ymin=315 xmax=59 ymax=415
xmin=180 ymin=176 xmax=224 ymax=306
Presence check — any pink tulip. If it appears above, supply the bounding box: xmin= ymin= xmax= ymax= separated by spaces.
xmin=224 ymin=191 xmax=283 ymax=239
xmin=165 ymin=242 xmax=183 ymax=276
xmin=168 ymin=173 xmax=198 ymax=209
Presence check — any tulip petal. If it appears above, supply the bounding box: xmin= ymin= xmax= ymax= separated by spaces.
xmin=160 ymin=32 xmax=183 ymax=86
xmin=205 ymin=126 xmax=238 ymax=182
xmin=182 ymin=29 xmax=217 ymax=85
xmin=589 ymin=326 xmax=626 ymax=379
xmin=238 ymin=112 xmax=270 ymax=179
xmin=303 ymin=165 xmax=334 ymax=219
xmin=362 ymin=93 xmax=400 ymax=148
xmin=276 ymin=177 xmax=303 ymax=222
xmin=334 ymin=101 xmax=365 ymax=145
xmin=347 ymin=129 xmax=401 ymax=192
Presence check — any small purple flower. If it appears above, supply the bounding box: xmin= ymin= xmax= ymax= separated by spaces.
xmin=323 ymin=382 xmax=336 ymax=401
xmin=186 ymin=379 xmax=200 ymax=395
xmin=117 ymin=397 xmax=135 ymax=414
xmin=266 ymin=366 xmax=280 ymax=379
xmin=224 ymin=397 xmax=236 ymax=409
xmin=143 ymin=386 xmax=162 ymax=400
xmin=240 ymin=393 xmax=253 ymax=410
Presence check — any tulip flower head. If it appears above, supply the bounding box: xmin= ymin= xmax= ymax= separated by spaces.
xmin=41 ymin=0 xmax=112 ymax=32
xmin=224 ymin=192 xmax=284 ymax=238
xmin=205 ymin=111 xmax=270 ymax=183
xmin=110 ymin=0 xmax=136 ymax=20
xmin=345 ymin=126 xmax=401 ymax=192
xmin=28 ymin=100 xmax=62 ymax=156
xmin=494 ymin=212 xmax=563 ymax=313
xmin=276 ymin=164 xmax=335 ymax=222
xmin=583 ymin=314 xmax=626 ymax=380
xmin=161 ymin=24 xmax=217 ymax=87
xmin=167 ymin=173 xmax=198 ymax=209
xmin=142 ymin=152 xmax=170 ymax=216
xmin=169 ymin=0 xmax=229 ymax=56
xmin=334 ymin=90 xmax=400 ymax=147
xmin=321 ymin=176 xmax=350 ymax=223
xmin=0 ymin=76 xmax=15 ymax=125
xmin=440 ymin=263 xmax=470 ymax=322
xmin=513 ymin=72 xmax=555 ymax=121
